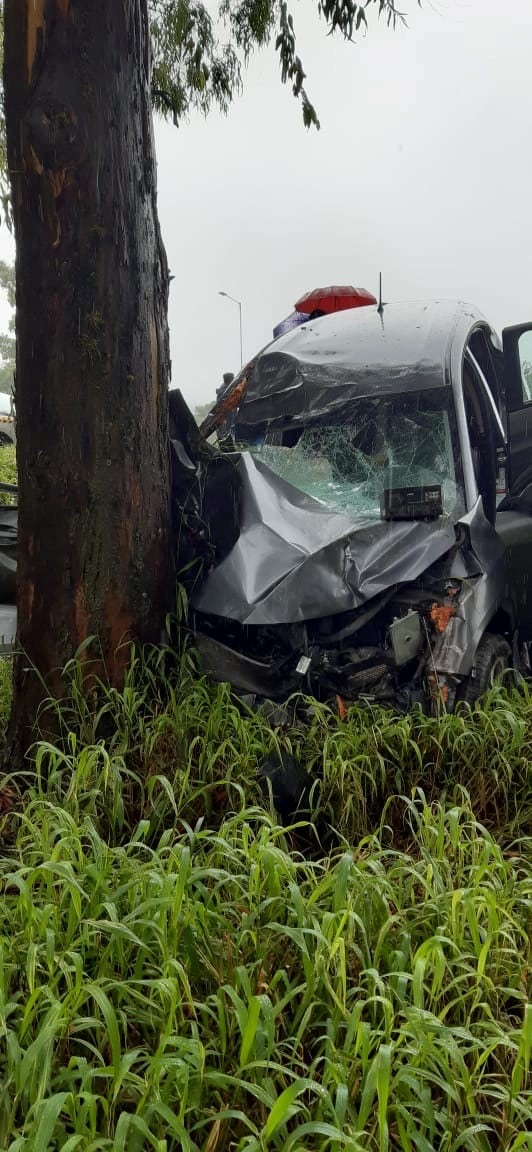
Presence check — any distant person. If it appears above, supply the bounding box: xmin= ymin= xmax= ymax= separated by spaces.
xmin=217 ymin=371 xmax=235 ymax=401
xmin=217 ymin=371 xmax=236 ymax=437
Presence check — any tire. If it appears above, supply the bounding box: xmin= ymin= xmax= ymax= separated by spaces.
xmin=459 ymin=633 xmax=512 ymax=705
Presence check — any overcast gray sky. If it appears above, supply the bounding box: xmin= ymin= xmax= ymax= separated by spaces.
xmin=2 ymin=0 xmax=531 ymax=408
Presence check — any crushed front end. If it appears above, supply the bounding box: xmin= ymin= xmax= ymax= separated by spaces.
xmin=193 ymin=569 xmax=495 ymax=713
xmin=188 ymin=442 xmax=505 ymax=713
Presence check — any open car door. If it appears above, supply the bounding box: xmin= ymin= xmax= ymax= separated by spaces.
xmin=498 ymin=323 xmax=532 ymax=643
xmin=502 ymin=322 xmax=532 ymax=496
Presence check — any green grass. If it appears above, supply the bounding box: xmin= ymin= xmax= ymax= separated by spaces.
xmin=11 ymin=642 xmax=530 ymax=846
xmin=0 ymin=648 xmax=529 ymax=1150
xmin=0 ymin=785 xmax=529 ymax=1151
xmin=0 ymin=442 xmax=16 ymax=502
xmin=0 ymin=656 xmax=11 ymax=734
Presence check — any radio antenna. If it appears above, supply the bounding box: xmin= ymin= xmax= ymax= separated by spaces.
xmin=377 ymin=272 xmax=385 ymax=315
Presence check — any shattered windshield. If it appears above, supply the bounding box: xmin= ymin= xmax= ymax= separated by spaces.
xmin=249 ymin=391 xmax=462 ymax=518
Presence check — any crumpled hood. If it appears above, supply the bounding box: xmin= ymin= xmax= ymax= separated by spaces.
xmin=191 ymin=453 xmax=462 ymax=626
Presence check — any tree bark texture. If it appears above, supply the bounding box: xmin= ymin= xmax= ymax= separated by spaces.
xmin=4 ymin=0 xmax=171 ymax=749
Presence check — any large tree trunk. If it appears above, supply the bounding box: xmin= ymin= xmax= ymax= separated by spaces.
xmin=3 ymin=0 xmax=172 ymax=755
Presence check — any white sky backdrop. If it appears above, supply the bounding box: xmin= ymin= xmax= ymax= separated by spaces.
xmin=1 ymin=0 xmax=531 ymax=408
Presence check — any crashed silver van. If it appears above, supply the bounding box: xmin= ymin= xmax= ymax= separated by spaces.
xmin=191 ymin=300 xmax=532 ymax=710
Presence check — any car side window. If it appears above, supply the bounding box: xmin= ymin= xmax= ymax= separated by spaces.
xmin=518 ymin=331 xmax=532 ymax=402
xmin=462 ymin=356 xmax=498 ymax=524
xmin=467 ymin=328 xmax=502 ymax=407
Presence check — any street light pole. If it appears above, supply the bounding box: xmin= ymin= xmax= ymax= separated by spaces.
xmin=219 ymin=290 xmax=243 ymax=369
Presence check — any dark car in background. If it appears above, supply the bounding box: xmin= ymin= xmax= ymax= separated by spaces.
xmin=192 ymin=300 xmax=532 ymax=711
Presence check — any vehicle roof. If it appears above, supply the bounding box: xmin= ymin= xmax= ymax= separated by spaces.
xmin=237 ymin=299 xmax=492 ymax=429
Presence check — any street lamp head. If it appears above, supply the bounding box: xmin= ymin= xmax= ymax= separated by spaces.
xmin=218 ymin=290 xmax=243 ymax=367
xmin=219 ymin=290 xmax=241 ymax=307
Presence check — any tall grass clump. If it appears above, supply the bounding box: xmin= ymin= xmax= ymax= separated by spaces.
xmin=10 ymin=643 xmax=530 ymax=849
xmin=0 ymin=758 xmax=529 ymax=1150
xmin=13 ymin=644 xmax=277 ymax=843
xmin=0 ymin=643 xmax=529 ymax=1147
xmin=0 ymin=656 xmax=12 ymax=735
xmin=274 ymin=684 xmax=532 ymax=845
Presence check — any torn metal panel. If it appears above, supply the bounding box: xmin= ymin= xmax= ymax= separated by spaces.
xmin=168 ymin=389 xmax=243 ymax=581
xmin=427 ymin=572 xmax=505 ymax=678
xmin=196 ymin=630 xmax=301 ymax=698
xmin=191 ymin=451 xmax=464 ymax=625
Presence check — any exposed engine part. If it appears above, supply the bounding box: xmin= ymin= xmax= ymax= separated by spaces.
xmin=320 ymin=645 xmax=394 ymax=698
xmin=388 ymin=611 xmax=421 ymax=666
xmin=318 ymin=590 xmax=395 ymax=647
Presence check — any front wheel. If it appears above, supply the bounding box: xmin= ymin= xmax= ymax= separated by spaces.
xmin=459 ymin=633 xmax=512 ymax=705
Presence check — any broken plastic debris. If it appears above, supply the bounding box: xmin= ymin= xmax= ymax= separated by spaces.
xmin=336 ymin=695 xmax=348 ymax=719
xmin=429 ymin=603 xmax=456 ymax=633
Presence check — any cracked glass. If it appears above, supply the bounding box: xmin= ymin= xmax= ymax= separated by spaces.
xmin=251 ymin=391 xmax=462 ymax=518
